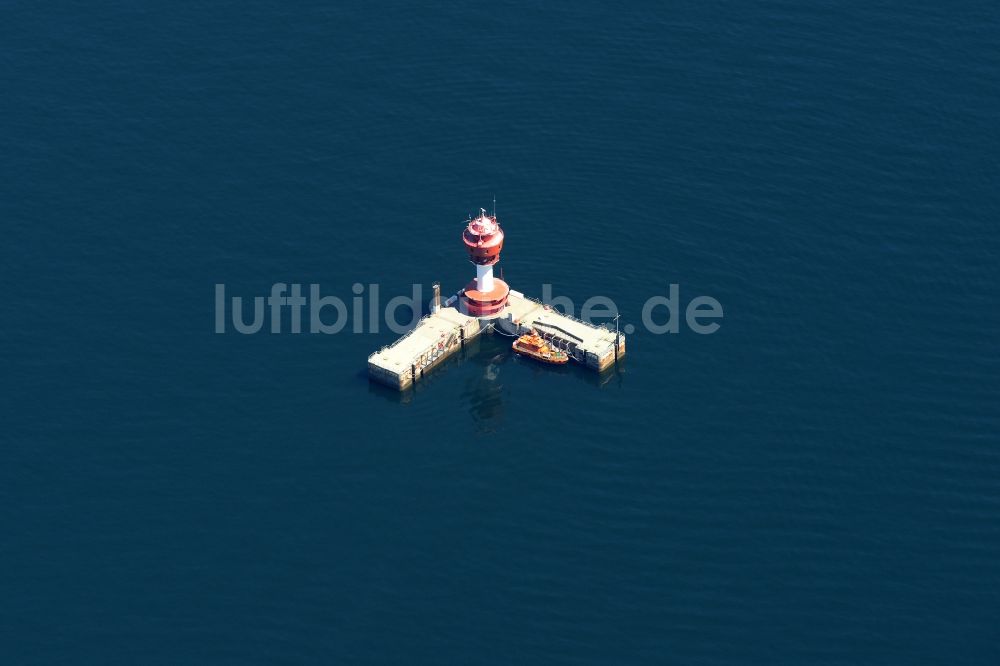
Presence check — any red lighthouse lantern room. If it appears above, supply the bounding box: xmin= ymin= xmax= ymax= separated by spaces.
xmin=459 ymin=208 xmax=510 ymax=317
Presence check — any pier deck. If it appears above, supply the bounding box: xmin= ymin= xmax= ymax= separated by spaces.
xmin=367 ymin=306 xmax=481 ymax=390
xmin=498 ymin=291 xmax=625 ymax=372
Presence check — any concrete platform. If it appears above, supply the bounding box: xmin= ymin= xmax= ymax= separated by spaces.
xmin=367 ymin=306 xmax=481 ymax=390
xmin=368 ymin=287 xmax=625 ymax=390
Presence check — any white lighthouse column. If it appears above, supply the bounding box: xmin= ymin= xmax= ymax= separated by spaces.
xmin=475 ymin=263 xmax=494 ymax=292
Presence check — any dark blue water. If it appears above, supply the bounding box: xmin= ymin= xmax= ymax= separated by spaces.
xmin=4 ymin=1 xmax=1000 ymax=663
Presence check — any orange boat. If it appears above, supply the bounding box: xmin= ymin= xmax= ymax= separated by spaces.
xmin=512 ymin=330 xmax=569 ymax=365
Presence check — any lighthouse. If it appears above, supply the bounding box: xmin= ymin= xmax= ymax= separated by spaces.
xmin=459 ymin=208 xmax=510 ymax=318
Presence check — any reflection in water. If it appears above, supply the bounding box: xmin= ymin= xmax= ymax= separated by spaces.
xmin=366 ymin=375 xmax=415 ymax=404
xmin=462 ymin=352 xmax=506 ymax=433
xmin=586 ymin=362 xmax=626 ymax=389
xmin=485 ymin=354 xmax=502 ymax=381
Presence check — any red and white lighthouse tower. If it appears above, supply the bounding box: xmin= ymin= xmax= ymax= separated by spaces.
xmin=459 ymin=208 xmax=510 ymax=317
